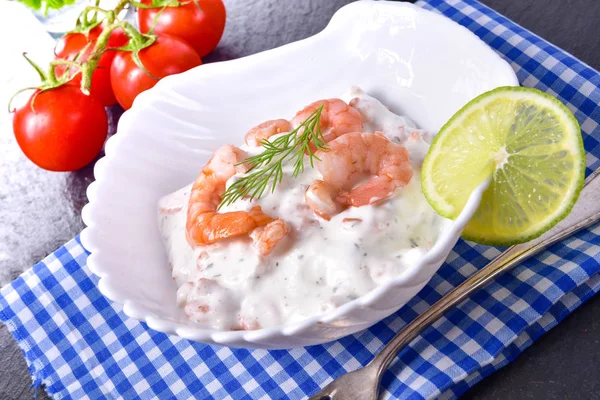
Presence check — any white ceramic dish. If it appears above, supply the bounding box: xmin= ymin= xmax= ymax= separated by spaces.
xmin=80 ymin=0 xmax=518 ymax=349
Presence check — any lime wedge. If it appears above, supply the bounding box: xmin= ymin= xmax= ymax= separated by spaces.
xmin=421 ymin=86 xmax=585 ymax=246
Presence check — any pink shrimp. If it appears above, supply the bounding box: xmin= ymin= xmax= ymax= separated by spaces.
xmin=304 ymin=180 xmax=342 ymax=221
xmin=244 ymin=119 xmax=292 ymax=147
xmin=305 ymin=132 xmax=413 ymax=219
xmin=186 ymin=144 xmax=275 ymax=246
xmin=250 ymin=218 xmax=291 ymax=256
xmin=238 ymin=315 xmax=261 ymax=330
xmin=291 ymin=98 xmax=363 ymax=143
xmin=183 ymin=279 xmax=237 ymax=325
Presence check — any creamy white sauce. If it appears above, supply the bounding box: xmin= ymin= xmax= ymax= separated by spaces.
xmin=158 ymin=87 xmax=445 ymax=330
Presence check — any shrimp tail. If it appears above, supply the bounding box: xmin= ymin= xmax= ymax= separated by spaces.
xmin=188 ymin=205 xmax=275 ymax=245
xmin=251 ymin=218 xmax=290 ymax=256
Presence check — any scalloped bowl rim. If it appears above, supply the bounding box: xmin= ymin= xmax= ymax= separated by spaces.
xmin=80 ymin=0 xmax=518 ymax=347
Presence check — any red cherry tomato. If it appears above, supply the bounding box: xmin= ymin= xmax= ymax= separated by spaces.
xmin=13 ymin=86 xmax=108 ymax=172
xmin=54 ymin=26 xmax=128 ymax=106
xmin=110 ymin=34 xmax=202 ymax=110
xmin=137 ymin=0 xmax=226 ymax=58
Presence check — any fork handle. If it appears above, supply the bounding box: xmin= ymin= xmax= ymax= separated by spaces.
xmin=371 ymin=169 xmax=600 ymax=376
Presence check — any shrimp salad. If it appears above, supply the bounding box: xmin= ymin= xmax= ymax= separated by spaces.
xmin=158 ymin=87 xmax=445 ymax=330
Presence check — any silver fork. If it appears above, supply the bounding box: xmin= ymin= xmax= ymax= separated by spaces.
xmin=309 ymin=169 xmax=600 ymax=400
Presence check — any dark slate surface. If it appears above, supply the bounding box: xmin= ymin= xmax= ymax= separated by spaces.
xmin=1 ymin=0 xmax=599 ymax=399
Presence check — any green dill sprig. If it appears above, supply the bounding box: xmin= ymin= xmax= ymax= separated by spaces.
xmin=219 ymin=106 xmax=326 ymax=209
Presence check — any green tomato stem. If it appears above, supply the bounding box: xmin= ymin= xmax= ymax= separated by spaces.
xmin=22 ymin=53 xmax=47 ymax=82
xmin=81 ymin=6 xmax=112 ymax=21
xmin=49 ymin=59 xmax=83 ymax=85
xmin=79 ymin=18 xmax=116 ymax=95
xmin=114 ymin=0 xmax=132 ymax=16
xmin=7 ymin=87 xmax=37 ymax=113
xmin=80 ymin=20 xmax=157 ymax=94
xmin=16 ymin=0 xmax=161 ymax=102
xmin=121 ymin=21 xmax=151 ymax=46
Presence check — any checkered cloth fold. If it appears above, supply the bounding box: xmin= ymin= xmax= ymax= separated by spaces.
xmin=2 ymin=0 xmax=600 ymax=398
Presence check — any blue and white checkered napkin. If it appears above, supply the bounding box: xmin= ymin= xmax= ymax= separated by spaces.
xmin=2 ymin=0 xmax=600 ymax=398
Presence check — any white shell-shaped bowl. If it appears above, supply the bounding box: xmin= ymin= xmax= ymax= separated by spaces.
xmin=81 ymin=1 xmax=518 ymax=349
